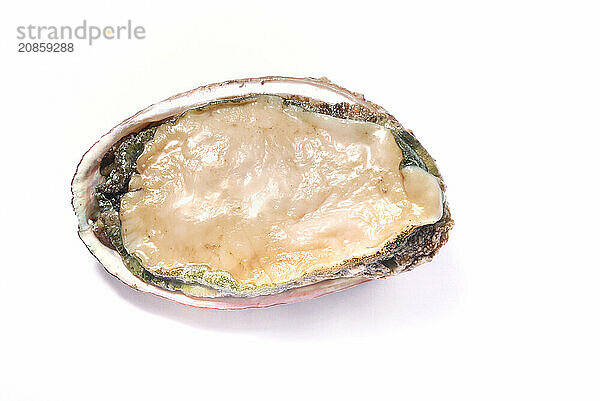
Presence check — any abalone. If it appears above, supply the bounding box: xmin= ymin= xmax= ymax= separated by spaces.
xmin=72 ymin=77 xmax=453 ymax=309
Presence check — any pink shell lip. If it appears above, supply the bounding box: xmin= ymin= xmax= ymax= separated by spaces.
xmin=73 ymin=76 xmax=389 ymax=309
xmin=142 ymin=276 xmax=372 ymax=311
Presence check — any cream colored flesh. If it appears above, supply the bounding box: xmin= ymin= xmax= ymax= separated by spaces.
xmin=120 ymin=96 xmax=443 ymax=288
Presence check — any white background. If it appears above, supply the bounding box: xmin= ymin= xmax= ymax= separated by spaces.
xmin=1 ymin=1 xmax=598 ymax=400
